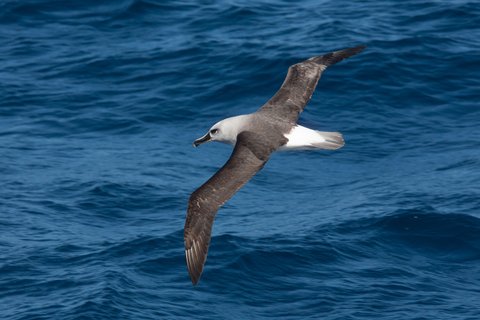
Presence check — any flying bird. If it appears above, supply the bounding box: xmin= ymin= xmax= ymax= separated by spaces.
xmin=184 ymin=45 xmax=365 ymax=285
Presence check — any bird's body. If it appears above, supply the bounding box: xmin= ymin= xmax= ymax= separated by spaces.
xmin=200 ymin=113 xmax=344 ymax=150
xmin=184 ymin=46 xmax=366 ymax=285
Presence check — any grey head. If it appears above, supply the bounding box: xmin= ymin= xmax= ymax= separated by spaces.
xmin=193 ymin=114 xmax=251 ymax=147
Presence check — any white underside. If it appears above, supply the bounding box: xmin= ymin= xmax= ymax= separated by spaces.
xmin=278 ymin=125 xmax=345 ymax=151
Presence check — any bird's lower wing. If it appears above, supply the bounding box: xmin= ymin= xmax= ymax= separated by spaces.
xmin=184 ymin=132 xmax=274 ymax=285
xmin=258 ymin=45 xmax=366 ymax=123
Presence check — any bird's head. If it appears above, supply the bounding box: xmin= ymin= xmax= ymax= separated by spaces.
xmin=193 ymin=115 xmax=249 ymax=147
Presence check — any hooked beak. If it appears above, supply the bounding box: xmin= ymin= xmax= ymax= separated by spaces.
xmin=193 ymin=132 xmax=211 ymax=147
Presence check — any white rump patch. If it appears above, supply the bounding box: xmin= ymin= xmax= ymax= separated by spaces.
xmin=280 ymin=125 xmax=344 ymax=150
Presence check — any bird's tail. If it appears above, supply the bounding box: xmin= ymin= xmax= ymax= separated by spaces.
xmin=311 ymin=131 xmax=345 ymax=150
xmin=281 ymin=125 xmax=345 ymax=150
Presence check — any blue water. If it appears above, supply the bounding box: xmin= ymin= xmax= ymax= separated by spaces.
xmin=1 ymin=0 xmax=480 ymax=319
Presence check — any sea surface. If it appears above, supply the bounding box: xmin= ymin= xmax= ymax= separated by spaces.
xmin=1 ymin=0 xmax=480 ymax=319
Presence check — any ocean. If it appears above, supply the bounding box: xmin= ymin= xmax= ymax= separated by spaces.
xmin=1 ymin=0 xmax=479 ymax=319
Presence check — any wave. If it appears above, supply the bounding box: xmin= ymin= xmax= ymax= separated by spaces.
xmin=187 ymin=209 xmax=480 ymax=289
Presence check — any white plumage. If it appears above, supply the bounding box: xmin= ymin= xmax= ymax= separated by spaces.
xmin=280 ymin=125 xmax=344 ymax=150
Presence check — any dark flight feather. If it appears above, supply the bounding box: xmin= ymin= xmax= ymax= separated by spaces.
xmin=184 ymin=132 xmax=272 ymax=284
xmin=258 ymin=45 xmax=365 ymax=123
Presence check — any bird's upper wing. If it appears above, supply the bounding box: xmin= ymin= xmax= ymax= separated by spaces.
xmin=258 ymin=45 xmax=365 ymax=123
xmin=184 ymin=131 xmax=276 ymax=285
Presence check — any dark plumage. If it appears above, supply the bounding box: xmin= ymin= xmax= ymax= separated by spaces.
xmin=184 ymin=46 xmax=366 ymax=285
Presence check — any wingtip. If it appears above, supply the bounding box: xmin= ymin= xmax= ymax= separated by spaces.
xmin=186 ymin=266 xmax=200 ymax=286
xmin=190 ymin=276 xmax=199 ymax=286
xmin=337 ymin=44 xmax=367 ymax=54
xmin=349 ymin=44 xmax=367 ymax=54
xmin=185 ymin=243 xmax=205 ymax=286
xmin=310 ymin=45 xmax=366 ymax=67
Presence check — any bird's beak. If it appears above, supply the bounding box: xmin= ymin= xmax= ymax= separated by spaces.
xmin=193 ymin=132 xmax=211 ymax=147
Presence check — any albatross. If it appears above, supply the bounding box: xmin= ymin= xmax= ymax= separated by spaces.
xmin=184 ymin=45 xmax=365 ymax=285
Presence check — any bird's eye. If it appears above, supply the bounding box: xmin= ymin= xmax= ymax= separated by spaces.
xmin=210 ymin=129 xmax=219 ymax=135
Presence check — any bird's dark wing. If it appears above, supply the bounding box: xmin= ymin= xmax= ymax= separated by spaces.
xmin=258 ymin=45 xmax=366 ymax=123
xmin=184 ymin=132 xmax=276 ymax=285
